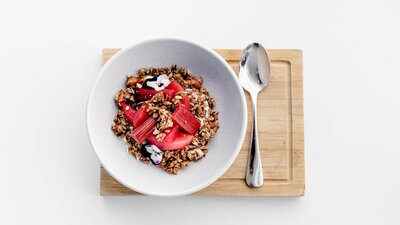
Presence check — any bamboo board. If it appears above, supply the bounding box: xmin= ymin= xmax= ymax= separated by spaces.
xmin=100 ymin=48 xmax=304 ymax=196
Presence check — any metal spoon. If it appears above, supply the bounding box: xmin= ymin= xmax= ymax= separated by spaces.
xmin=238 ymin=43 xmax=271 ymax=187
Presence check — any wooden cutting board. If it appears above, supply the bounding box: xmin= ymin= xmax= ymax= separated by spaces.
xmin=100 ymin=48 xmax=304 ymax=196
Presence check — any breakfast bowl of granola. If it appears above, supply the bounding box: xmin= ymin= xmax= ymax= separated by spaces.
xmin=86 ymin=38 xmax=247 ymax=196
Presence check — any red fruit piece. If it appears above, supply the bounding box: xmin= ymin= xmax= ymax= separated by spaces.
xmin=166 ymin=82 xmax=190 ymax=110
xmin=136 ymin=88 xmax=175 ymax=101
xmin=120 ymin=102 xmax=136 ymax=125
xmin=166 ymin=81 xmax=184 ymax=93
xmin=162 ymin=89 xmax=175 ymax=100
xmin=135 ymin=94 xmax=149 ymax=101
xmin=181 ymin=97 xmax=190 ymax=110
xmin=132 ymin=104 xmax=149 ymax=128
xmin=147 ymin=125 xmax=194 ymax=150
xmin=171 ymin=105 xmax=200 ymax=135
xmin=131 ymin=117 xmax=157 ymax=143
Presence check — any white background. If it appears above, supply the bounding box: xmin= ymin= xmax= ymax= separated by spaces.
xmin=0 ymin=0 xmax=399 ymax=224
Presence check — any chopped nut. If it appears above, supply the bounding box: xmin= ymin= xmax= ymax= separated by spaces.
xmin=138 ymin=68 xmax=147 ymax=76
xmin=127 ymin=76 xmax=140 ymax=87
xmin=190 ymin=78 xmax=202 ymax=89
xmin=156 ymin=132 xmax=166 ymax=141
xmin=171 ymin=64 xmax=177 ymax=70
xmin=111 ymin=124 xmax=125 ymax=136
xmin=150 ymin=92 xmax=164 ymax=103
xmin=115 ymin=89 xmax=125 ymax=103
xmin=149 ymin=67 xmax=159 ymax=75
xmin=126 ymin=88 xmax=135 ymax=94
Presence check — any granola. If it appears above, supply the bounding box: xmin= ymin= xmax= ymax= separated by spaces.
xmin=112 ymin=65 xmax=219 ymax=174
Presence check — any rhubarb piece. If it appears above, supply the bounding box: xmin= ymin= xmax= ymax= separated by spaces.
xmin=135 ymin=94 xmax=150 ymax=101
xmin=171 ymin=105 xmax=200 ymax=135
xmin=166 ymin=81 xmax=184 ymax=93
xmin=120 ymin=102 xmax=136 ymax=125
xmin=166 ymin=82 xmax=190 ymax=109
xmin=131 ymin=117 xmax=157 ymax=143
xmin=181 ymin=97 xmax=190 ymax=110
xmin=132 ymin=104 xmax=149 ymax=128
xmin=135 ymin=88 xmax=175 ymax=101
xmin=147 ymin=125 xmax=194 ymax=150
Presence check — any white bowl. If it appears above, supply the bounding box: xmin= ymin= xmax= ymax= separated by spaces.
xmin=86 ymin=38 xmax=247 ymax=196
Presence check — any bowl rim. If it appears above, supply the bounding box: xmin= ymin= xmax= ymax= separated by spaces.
xmin=86 ymin=38 xmax=248 ymax=196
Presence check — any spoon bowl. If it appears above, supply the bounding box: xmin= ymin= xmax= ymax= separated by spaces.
xmin=239 ymin=43 xmax=271 ymax=95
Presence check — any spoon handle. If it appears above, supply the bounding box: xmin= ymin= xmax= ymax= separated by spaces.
xmin=246 ymin=94 xmax=264 ymax=187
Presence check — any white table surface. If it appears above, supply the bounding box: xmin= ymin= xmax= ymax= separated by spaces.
xmin=1 ymin=0 xmax=399 ymax=224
